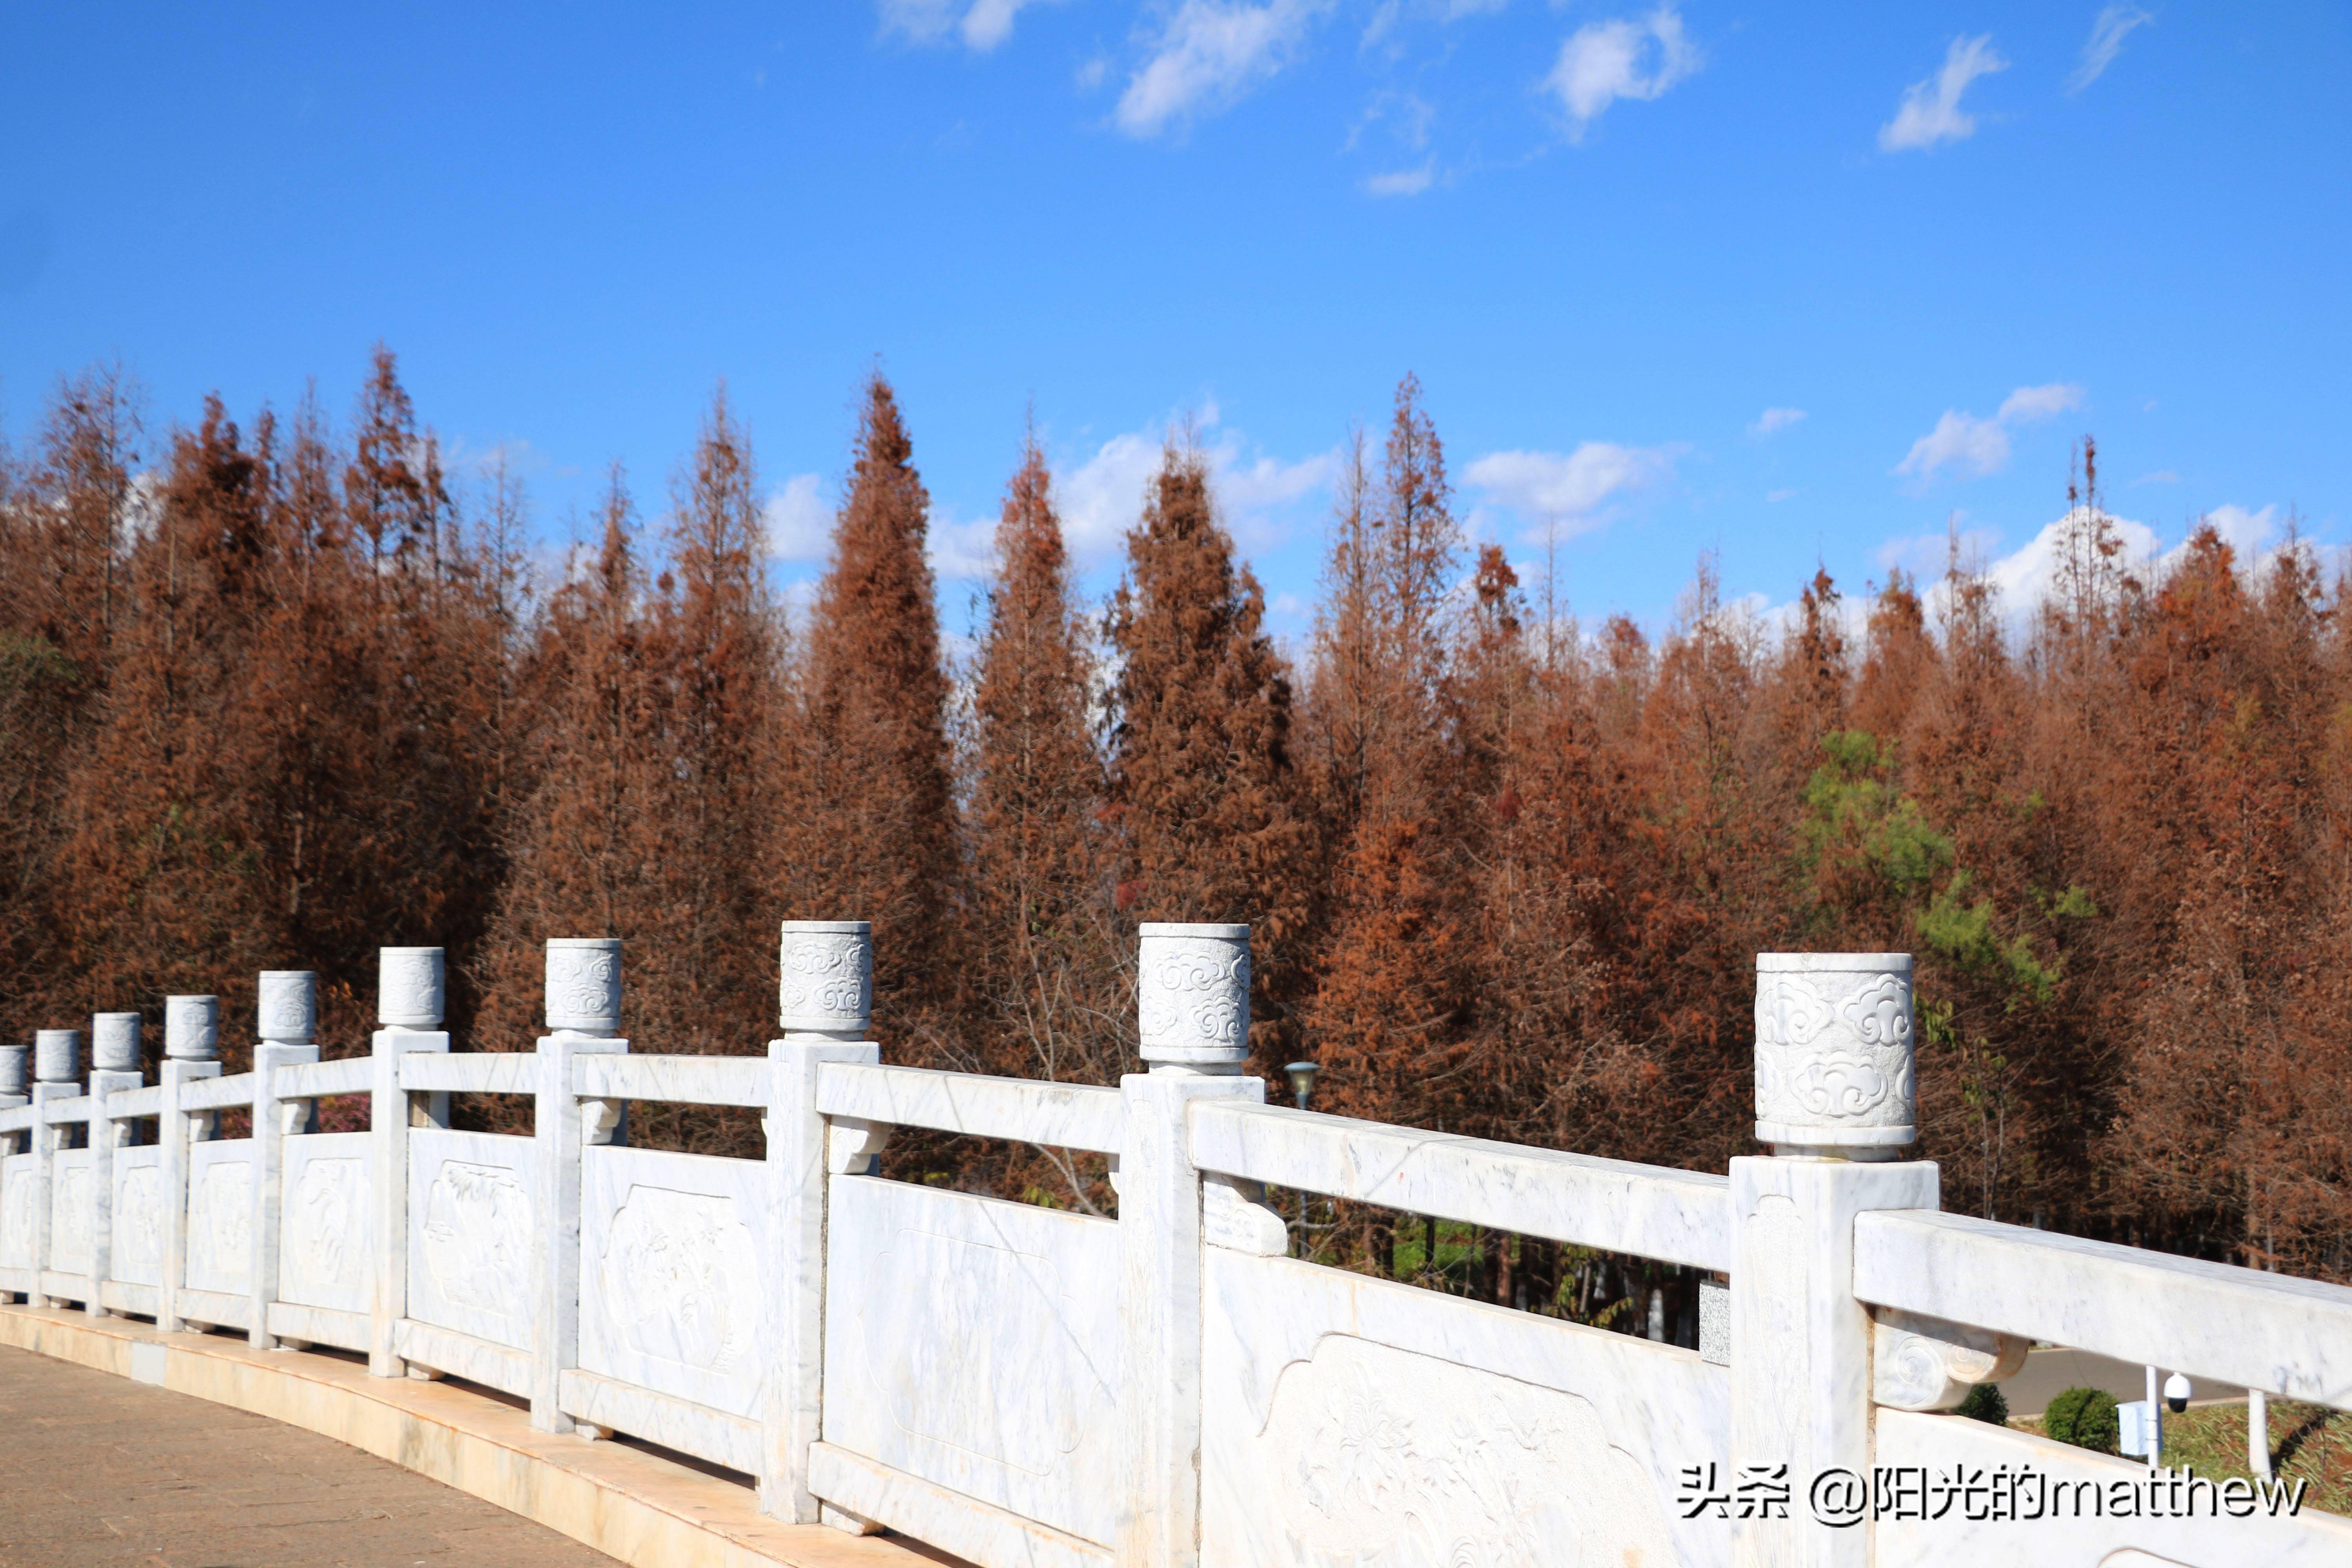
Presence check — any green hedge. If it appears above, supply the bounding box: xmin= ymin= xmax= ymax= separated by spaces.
xmin=2043 ymin=1386 xmax=2119 ymax=1453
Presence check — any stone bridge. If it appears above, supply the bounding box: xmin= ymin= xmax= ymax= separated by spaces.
xmin=2 ymin=927 xmax=2347 ymax=1566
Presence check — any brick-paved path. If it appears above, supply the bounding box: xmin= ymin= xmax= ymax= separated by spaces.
xmin=0 ymin=1343 xmax=624 ymax=1568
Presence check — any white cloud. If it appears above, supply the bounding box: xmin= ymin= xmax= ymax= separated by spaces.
xmin=1116 ymin=0 xmax=1328 ymax=139
xmin=878 ymin=0 xmax=1065 ymax=52
xmin=1075 ymin=54 xmax=1110 ymax=91
xmin=1463 ymin=441 xmax=1682 ymax=539
xmin=1544 ymin=6 xmax=1700 ymax=141
xmin=1766 ymin=488 xmax=1798 ymax=503
xmin=1878 ymin=34 xmax=2007 ymax=153
xmin=1365 ymin=161 xmax=1435 ymax=196
xmin=1895 ymin=382 xmax=2083 ymax=485
xmin=926 ymin=503 xmax=1002 ymax=582
xmin=2071 ymin=5 xmax=2151 ymax=92
xmin=1995 ymin=383 xmax=2083 ymax=423
xmin=1751 ymin=407 xmax=1806 ymax=437
xmin=2134 ymin=469 xmax=2180 ymax=486
xmin=1047 ymin=405 xmax=1336 ymax=575
xmin=760 ymin=473 xmax=831 ymax=563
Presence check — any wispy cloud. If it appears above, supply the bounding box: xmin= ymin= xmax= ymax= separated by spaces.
xmin=1116 ymin=0 xmax=1329 ymax=139
xmin=1463 ymin=441 xmax=1682 ymax=539
xmin=2071 ymin=5 xmax=2151 ymax=92
xmin=1879 ymin=34 xmax=2007 ymax=152
xmin=1894 ymin=382 xmax=2084 ymax=485
xmin=1365 ymin=161 xmax=1435 ymax=196
xmin=1543 ymin=6 xmax=1700 ymax=142
xmin=1751 ymin=407 xmax=1806 ymax=437
xmin=877 ymin=0 xmax=1067 ymax=52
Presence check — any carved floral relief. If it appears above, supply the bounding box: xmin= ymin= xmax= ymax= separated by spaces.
xmin=1261 ymin=1334 xmax=1676 ymax=1567
xmin=597 ymin=1186 xmax=758 ymax=1374
xmin=188 ymin=1159 xmax=253 ymax=1281
xmin=419 ymin=1159 xmax=533 ymax=1326
xmin=113 ymin=1163 xmax=163 ymax=1283
xmin=284 ymin=1157 xmax=367 ymax=1300
xmin=0 ymin=1163 xmax=31 ymax=1269
xmin=49 ymin=1159 xmax=92 ymax=1272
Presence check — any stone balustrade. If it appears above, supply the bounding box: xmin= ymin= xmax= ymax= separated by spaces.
xmin=1 ymin=938 xmax=2347 ymax=1568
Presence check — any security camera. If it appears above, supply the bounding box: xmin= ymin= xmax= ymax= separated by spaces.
xmin=2163 ymin=1373 xmax=2192 ymax=1415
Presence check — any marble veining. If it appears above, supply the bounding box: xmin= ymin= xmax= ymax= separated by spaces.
xmin=824 ymin=1175 xmax=1120 ymax=1546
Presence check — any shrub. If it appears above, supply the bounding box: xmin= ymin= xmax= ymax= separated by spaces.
xmin=2043 ymin=1386 xmax=2119 ymax=1453
xmin=1956 ymin=1382 xmax=2009 ymax=1426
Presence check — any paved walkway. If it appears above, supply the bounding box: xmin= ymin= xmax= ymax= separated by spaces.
xmin=0 ymin=1344 xmax=624 ymax=1568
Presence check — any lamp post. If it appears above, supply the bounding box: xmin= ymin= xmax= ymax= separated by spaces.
xmin=1282 ymin=1060 xmax=1318 ymax=1110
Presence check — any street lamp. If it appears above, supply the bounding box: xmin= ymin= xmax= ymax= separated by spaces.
xmin=1283 ymin=1060 xmax=1319 ymax=1110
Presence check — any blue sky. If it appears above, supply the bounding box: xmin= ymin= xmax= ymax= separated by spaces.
xmin=3 ymin=3 xmax=2347 ymax=643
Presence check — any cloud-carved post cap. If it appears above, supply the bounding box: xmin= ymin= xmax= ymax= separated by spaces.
xmin=92 ymin=1014 xmax=142 ymax=1073
xmin=259 ymin=971 xmax=319 ymax=1043
xmin=379 ymin=948 xmax=446 ymax=1029
xmin=1753 ymin=952 xmax=1916 ymax=1152
xmin=1137 ymin=923 xmax=1252 ymax=1073
xmin=165 ymin=996 xmax=220 ymax=1060
xmin=546 ymin=938 xmax=622 ymax=1036
xmin=34 ymin=1029 xmax=81 ymax=1084
xmin=778 ymin=920 xmax=872 ymax=1036
xmin=0 ymin=1045 xmax=25 ymax=1095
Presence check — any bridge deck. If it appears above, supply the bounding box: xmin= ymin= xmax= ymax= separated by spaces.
xmin=0 ymin=1307 xmax=964 ymax=1568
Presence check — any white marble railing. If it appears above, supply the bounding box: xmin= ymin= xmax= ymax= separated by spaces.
xmin=4 ymin=932 xmax=2350 ymax=1568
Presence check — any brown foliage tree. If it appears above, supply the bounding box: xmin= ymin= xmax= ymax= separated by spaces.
xmin=778 ymin=373 xmax=959 ymax=1061
xmin=1105 ymin=436 xmax=1314 ymax=1068
xmin=967 ymin=436 xmax=1123 ymax=1088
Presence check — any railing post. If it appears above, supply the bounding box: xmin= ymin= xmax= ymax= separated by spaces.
xmin=0 ymin=1045 xmax=20 ymax=1305
xmin=762 ymin=919 xmax=877 ymax=1524
xmin=249 ymin=972 xmax=319 ymax=1350
xmin=27 ymin=1029 xmax=80 ymax=1309
xmin=85 ymin=1013 xmax=144 ymax=1320
xmin=369 ymin=948 xmax=448 ymax=1377
xmin=157 ymin=996 xmax=221 ymax=1334
xmin=1116 ymin=922 xmax=1262 ymax=1568
xmin=532 ymin=937 xmax=628 ymax=1435
xmin=1730 ymin=953 xmax=1938 ymax=1568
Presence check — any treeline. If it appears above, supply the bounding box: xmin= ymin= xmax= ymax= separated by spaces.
xmin=3 ymin=353 xmax=2348 ymax=1288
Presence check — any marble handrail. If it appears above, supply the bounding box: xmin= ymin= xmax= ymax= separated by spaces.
xmin=39 ymin=1094 xmax=100 ymax=1124
xmin=176 ymin=1073 xmax=258 ymax=1112
xmin=571 ymin=1052 xmax=768 ymax=1108
xmin=398 ymin=1051 xmax=539 ymax=1096
xmin=1186 ymin=1100 xmax=1735 ymax=1272
xmin=1854 ymin=1209 xmax=2352 ymax=1409
xmin=814 ymin=1063 xmax=1125 ymax=1153
xmin=0 ymin=1104 xmax=33 ymax=1134
xmin=103 ymin=1083 xmax=164 ymax=1119
xmin=274 ymin=1056 xmax=372 ymax=1101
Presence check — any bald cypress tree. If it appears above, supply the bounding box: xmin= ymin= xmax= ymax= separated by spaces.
xmin=1303 ymin=376 xmax=1475 ymax=1127
xmin=780 ymin=373 xmax=958 ymax=1058
xmin=1105 ymin=437 xmax=1313 ymax=1067
xmin=968 ymin=436 xmax=1121 ymax=1087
